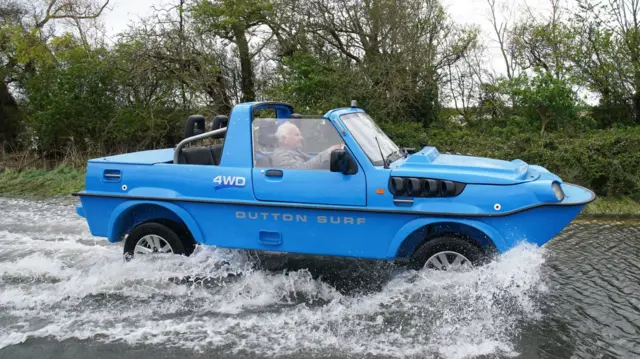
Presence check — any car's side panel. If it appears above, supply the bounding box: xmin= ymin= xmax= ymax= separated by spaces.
xmin=481 ymin=200 xmax=586 ymax=249
xmin=85 ymin=162 xmax=256 ymax=201
xmin=252 ymin=168 xmax=367 ymax=206
xmin=78 ymin=196 xmax=126 ymax=239
xmin=179 ymin=201 xmax=419 ymax=259
xmin=79 ymin=191 xmax=415 ymax=258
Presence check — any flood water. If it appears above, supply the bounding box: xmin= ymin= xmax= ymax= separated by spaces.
xmin=0 ymin=197 xmax=638 ymax=359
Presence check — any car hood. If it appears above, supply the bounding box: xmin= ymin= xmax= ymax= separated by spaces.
xmin=390 ymin=147 xmax=538 ymax=184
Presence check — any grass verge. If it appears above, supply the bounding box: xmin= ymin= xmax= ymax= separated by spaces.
xmin=0 ymin=166 xmax=638 ymax=216
xmin=581 ymin=196 xmax=640 ymax=216
xmin=0 ymin=167 xmax=85 ymax=197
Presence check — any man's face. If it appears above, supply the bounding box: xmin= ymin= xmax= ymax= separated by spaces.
xmin=283 ymin=126 xmax=303 ymax=149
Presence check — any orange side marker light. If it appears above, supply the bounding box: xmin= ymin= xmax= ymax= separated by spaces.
xmin=376 ymin=189 xmax=385 ymax=195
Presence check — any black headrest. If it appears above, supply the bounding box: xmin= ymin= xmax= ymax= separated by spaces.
xmin=256 ymin=118 xmax=278 ymax=148
xmin=185 ymin=115 xmax=206 ymax=138
xmin=212 ymin=115 xmax=229 ymax=130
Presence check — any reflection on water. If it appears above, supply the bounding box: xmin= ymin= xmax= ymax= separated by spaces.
xmin=0 ymin=198 xmax=639 ymax=359
xmin=519 ymin=220 xmax=640 ymax=358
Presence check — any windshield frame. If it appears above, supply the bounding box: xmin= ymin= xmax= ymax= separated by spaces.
xmin=339 ymin=112 xmax=401 ymax=167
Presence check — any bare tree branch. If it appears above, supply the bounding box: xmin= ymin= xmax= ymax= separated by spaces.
xmin=35 ymin=0 xmax=110 ymax=29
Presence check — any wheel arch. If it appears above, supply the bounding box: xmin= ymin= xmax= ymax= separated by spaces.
xmin=107 ymin=201 xmax=204 ymax=245
xmin=387 ymin=218 xmax=507 ymax=259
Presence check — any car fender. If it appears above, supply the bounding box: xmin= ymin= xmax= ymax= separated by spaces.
xmin=386 ymin=217 xmax=508 ymax=258
xmin=107 ymin=200 xmax=204 ymax=244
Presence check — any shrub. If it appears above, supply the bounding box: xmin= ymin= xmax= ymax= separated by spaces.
xmin=382 ymin=119 xmax=640 ymax=198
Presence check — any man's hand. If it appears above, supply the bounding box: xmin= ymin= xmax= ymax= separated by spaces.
xmin=326 ymin=144 xmax=343 ymax=152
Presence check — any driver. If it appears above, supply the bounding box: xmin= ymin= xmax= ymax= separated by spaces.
xmin=271 ymin=122 xmax=342 ymax=170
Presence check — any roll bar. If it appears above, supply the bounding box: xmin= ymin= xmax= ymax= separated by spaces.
xmin=173 ymin=127 xmax=227 ymax=164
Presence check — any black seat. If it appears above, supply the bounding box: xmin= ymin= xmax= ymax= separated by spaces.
xmin=256 ymin=118 xmax=278 ymax=150
xmin=210 ymin=144 xmax=223 ymax=165
xmin=254 ymin=118 xmax=278 ymax=167
xmin=255 ymin=153 xmax=272 ymax=167
xmin=179 ymin=146 xmax=216 ymax=165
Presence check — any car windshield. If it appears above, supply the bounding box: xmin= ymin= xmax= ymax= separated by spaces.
xmin=340 ymin=112 xmax=401 ymax=166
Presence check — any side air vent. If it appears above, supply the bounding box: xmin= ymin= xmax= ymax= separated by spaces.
xmin=423 ymin=179 xmax=439 ymax=197
xmin=406 ymin=178 xmax=422 ymax=196
xmin=388 ymin=177 xmax=466 ymax=198
xmin=389 ymin=177 xmax=406 ymax=196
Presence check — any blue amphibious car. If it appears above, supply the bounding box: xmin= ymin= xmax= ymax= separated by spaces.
xmin=74 ymin=101 xmax=595 ymax=270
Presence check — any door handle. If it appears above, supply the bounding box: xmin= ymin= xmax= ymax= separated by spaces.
xmin=103 ymin=169 xmax=121 ymax=182
xmin=265 ymin=169 xmax=283 ymax=177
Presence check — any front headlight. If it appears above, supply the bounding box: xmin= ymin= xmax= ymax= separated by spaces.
xmin=552 ymin=182 xmax=565 ymax=201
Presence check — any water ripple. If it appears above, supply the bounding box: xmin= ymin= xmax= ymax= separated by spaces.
xmin=527 ymin=220 xmax=640 ymax=358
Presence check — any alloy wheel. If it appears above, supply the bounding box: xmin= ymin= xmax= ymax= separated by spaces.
xmin=134 ymin=234 xmax=174 ymax=255
xmin=424 ymin=251 xmax=471 ymax=271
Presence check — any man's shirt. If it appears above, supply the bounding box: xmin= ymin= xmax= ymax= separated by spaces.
xmin=270 ymin=147 xmax=332 ymax=170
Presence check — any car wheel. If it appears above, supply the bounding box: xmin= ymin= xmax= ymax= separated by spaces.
xmin=410 ymin=235 xmax=483 ymax=271
xmin=123 ymin=222 xmax=187 ymax=260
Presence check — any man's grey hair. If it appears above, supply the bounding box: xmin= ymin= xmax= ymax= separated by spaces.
xmin=275 ymin=121 xmax=298 ymax=143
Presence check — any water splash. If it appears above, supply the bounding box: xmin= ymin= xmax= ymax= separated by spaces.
xmin=0 ymin=198 xmax=548 ymax=359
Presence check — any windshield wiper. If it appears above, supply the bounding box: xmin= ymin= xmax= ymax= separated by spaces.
xmin=385 ymin=149 xmax=401 ymax=167
xmin=375 ymin=137 xmax=403 ymax=168
xmin=375 ymin=137 xmax=389 ymax=169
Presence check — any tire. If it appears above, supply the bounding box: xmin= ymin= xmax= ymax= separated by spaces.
xmin=123 ymin=222 xmax=188 ymax=260
xmin=409 ymin=235 xmax=484 ymax=271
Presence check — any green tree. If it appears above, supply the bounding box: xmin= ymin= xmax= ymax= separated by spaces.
xmin=25 ymin=38 xmax=116 ymax=154
xmin=510 ymin=2 xmax=575 ymax=81
xmin=0 ymin=0 xmax=110 ymax=151
xmin=571 ymin=0 xmax=640 ymax=125
xmin=505 ymin=72 xmax=582 ymax=136
xmin=266 ymin=51 xmax=364 ymax=114
xmin=191 ymin=0 xmax=273 ymax=102
xmin=117 ymin=2 xmax=234 ymax=114
xmin=267 ymin=0 xmax=478 ymax=128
